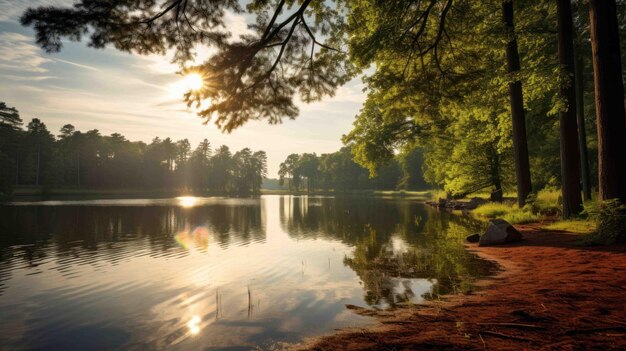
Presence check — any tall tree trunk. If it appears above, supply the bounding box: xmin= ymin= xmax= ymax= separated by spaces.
xmin=588 ymin=0 xmax=626 ymax=203
xmin=574 ymin=43 xmax=592 ymax=200
xmin=502 ymin=0 xmax=532 ymax=208
xmin=556 ymin=0 xmax=583 ymax=218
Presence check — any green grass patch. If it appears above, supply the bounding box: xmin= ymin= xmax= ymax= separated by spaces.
xmin=471 ymin=202 xmax=540 ymax=224
xmin=544 ymin=219 xmax=596 ymax=234
xmin=535 ymin=187 xmax=561 ymax=209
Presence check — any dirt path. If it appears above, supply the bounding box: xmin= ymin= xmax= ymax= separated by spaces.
xmin=297 ymin=224 xmax=626 ymax=350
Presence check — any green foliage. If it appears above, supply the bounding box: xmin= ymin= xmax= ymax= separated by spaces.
xmin=544 ymin=219 xmax=596 ymax=234
xmin=343 ymin=0 xmax=567 ymax=199
xmin=397 ymin=146 xmax=429 ymax=191
xmin=277 ymin=145 xmax=427 ymax=192
xmin=582 ymin=199 xmax=626 ymax=245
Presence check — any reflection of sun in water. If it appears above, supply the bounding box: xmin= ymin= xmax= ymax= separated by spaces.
xmin=178 ymin=196 xmax=198 ymax=208
xmin=187 ymin=315 xmax=201 ymax=335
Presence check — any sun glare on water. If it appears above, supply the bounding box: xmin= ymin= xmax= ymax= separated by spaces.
xmin=178 ymin=196 xmax=198 ymax=208
xmin=187 ymin=315 xmax=201 ymax=335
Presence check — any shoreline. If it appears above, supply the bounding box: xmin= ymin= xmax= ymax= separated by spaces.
xmin=296 ymin=223 xmax=626 ymax=350
xmin=5 ymin=188 xmax=431 ymax=201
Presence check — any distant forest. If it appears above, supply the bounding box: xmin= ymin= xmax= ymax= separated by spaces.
xmin=0 ymin=103 xmax=267 ymax=197
xmin=277 ymin=147 xmax=429 ymax=192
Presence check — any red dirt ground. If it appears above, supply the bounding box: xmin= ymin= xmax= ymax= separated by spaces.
xmin=297 ymin=224 xmax=626 ymax=350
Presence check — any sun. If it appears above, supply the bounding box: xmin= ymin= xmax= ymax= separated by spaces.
xmin=182 ymin=73 xmax=204 ymax=91
xmin=168 ymin=73 xmax=205 ymax=98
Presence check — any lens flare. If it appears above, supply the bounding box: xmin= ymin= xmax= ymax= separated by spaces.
xmin=175 ymin=225 xmax=210 ymax=250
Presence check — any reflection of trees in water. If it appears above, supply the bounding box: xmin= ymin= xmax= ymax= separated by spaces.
xmin=0 ymin=204 xmax=265 ymax=277
xmin=279 ymin=196 xmax=422 ymax=244
xmin=279 ymin=196 xmax=497 ymax=306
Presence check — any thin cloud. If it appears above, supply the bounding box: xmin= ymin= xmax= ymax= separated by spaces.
xmin=0 ymin=74 xmax=56 ymax=81
xmin=0 ymin=31 xmax=50 ymax=73
xmin=53 ymin=58 xmax=101 ymax=72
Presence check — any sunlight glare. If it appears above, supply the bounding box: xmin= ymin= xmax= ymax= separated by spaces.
xmin=187 ymin=315 xmax=201 ymax=335
xmin=183 ymin=73 xmax=204 ymax=91
xmin=178 ymin=196 xmax=198 ymax=208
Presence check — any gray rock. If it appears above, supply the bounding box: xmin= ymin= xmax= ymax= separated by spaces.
xmin=466 ymin=233 xmax=481 ymax=243
xmin=478 ymin=219 xmax=522 ymax=246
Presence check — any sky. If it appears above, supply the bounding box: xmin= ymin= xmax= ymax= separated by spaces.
xmin=0 ymin=0 xmax=366 ymax=177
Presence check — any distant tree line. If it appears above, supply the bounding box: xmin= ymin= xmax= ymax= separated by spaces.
xmin=0 ymin=103 xmax=267 ymax=198
xmin=278 ymin=146 xmax=428 ymax=192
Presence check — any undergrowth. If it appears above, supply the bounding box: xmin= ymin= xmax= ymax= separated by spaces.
xmin=472 ymin=202 xmax=539 ymax=224
xmin=581 ymin=199 xmax=626 ymax=245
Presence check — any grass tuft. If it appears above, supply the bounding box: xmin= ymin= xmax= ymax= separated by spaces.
xmin=532 ymin=187 xmax=562 ymax=215
xmin=544 ymin=219 xmax=596 ymax=234
xmin=472 ymin=202 xmax=539 ymax=224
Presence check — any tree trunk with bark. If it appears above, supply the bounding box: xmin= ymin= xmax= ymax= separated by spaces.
xmin=502 ymin=0 xmax=532 ymax=207
xmin=588 ymin=0 xmax=626 ymax=203
xmin=574 ymin=43 xmax=592 ymax=200
xmin=556 ymin=0 xmax=583 ymax=218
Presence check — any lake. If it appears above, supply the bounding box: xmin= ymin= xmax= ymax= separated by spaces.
xmin=0 ymin=195 xmax=496 ymax=350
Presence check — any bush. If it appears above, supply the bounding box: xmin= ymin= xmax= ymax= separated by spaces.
xmin=582 ymin=199 xmax=626 ymax=245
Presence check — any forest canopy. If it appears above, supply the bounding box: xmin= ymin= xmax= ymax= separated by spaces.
xmin=277 ymin=146 xmax=429 ymax=192
xmin=0 ymin=103 xmax=267 ymax=196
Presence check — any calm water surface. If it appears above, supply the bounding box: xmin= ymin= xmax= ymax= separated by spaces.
xmin=0 ymin=195 xmax=495 ymax=350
